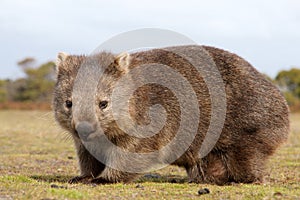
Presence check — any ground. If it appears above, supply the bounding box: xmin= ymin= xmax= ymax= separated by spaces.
xmin=0 ymin=110 xmax=299 ymax=200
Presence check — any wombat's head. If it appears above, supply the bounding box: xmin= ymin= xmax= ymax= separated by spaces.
xmin=53 ymin=51 xmax=132 ymax=140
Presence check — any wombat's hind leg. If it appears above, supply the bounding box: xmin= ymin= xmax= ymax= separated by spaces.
xmin=226 ymin=138 xmax=268 ymax=184
xmin=186 ymin=153 xmax=230 ymax=185
xmin=185 ymin=163 xmax=205 ymax=184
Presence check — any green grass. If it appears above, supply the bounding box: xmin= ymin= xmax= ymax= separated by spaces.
xmin=0 ymin=110 xmax=299 ymax=199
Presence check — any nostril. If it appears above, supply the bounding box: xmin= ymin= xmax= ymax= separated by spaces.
xmin=75 ymin=121 xmax=96 ymax=141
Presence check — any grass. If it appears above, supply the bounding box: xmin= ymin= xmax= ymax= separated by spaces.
xmin=0 ymin=110 xmax=299 ymax=200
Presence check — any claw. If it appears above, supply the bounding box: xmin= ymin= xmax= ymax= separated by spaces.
xmin=68 ymin=175 xmax=91 ymax=184
xmin=91 ymin=177 xmax=111 ymax=184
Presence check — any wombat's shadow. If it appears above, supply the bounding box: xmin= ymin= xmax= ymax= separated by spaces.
xmin=30 ymin=174 xmax=187 ymax=184
xmin=30 ymin=175 xmax=73 ymax=183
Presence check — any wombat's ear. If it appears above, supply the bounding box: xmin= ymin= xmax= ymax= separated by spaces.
xmin=55 ymin=52 xmax=69 ymax=73
xmin=115 ymin=52 xmax=131 ymax=73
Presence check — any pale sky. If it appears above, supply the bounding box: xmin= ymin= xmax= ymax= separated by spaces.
xmin=0 ymin=0 xmax=299 ymax=79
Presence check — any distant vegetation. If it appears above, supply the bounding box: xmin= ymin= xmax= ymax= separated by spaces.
xmin=0 ymin=58 xmax=55 ymax=110
xmin=0 ymin=57 xmax=300 ymax=112
xmin=275 ymin=68 xmax=300 ymax=111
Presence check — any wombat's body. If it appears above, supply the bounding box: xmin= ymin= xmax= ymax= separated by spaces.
xmin=53 ymin=45 xmax=289 ymax=185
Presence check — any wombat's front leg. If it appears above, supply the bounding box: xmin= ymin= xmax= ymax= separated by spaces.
xmin=69 ymin=139 xmax=106 ymax=184
xmin=91 ymin=167 xmax=138 ymax=184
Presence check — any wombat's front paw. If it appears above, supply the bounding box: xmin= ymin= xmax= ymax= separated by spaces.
xmin=91 ymin=177 xmax=111 ymax=184
xmin=68 ymin=175 xmax=92 ymax=184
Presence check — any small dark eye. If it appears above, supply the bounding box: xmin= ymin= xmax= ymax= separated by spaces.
xmin=99 ymin=100 xmax=108 ymax=109
xmin=65 ymin=100 xmax=72 ymax=108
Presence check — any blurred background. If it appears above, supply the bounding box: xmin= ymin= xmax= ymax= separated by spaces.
xmin=0 ymin=0 xmax=299 ymax=111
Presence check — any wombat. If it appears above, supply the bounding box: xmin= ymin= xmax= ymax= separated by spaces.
xmin=53 ymin=45 xmax=289 ymax=185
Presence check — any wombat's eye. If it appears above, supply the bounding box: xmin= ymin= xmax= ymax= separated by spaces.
xmin=99 ymin=100 xmax=108 ymax=110
xmin=65 ymin=100 xmax=72 ymax=108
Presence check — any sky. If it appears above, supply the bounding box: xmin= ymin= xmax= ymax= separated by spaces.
xmin=0 ymin=0 xmax=299 ymax=79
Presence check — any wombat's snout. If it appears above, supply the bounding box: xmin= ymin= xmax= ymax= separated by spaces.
xmin=75 ymin=121 xmax=96 ymax=141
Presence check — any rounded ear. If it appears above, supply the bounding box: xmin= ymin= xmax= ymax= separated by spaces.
xmin=56 ymin=52 xmax=69 ymax=73
xmin=115 ymin=52 xmax=131 ymax=73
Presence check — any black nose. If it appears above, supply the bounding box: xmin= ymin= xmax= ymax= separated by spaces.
xmin=75 ymin=121 xmax=96 ymax=141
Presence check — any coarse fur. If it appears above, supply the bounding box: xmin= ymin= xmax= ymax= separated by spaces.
xmin=53 ymin=45 xmax=289 ymax=185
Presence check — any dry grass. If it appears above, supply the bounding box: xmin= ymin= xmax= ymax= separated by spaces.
xmin=0 ymin=110 xmax=299 ymax=200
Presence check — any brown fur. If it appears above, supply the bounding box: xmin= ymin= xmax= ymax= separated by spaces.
xmin=53 ymin=45 xmax=289 ymax=185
